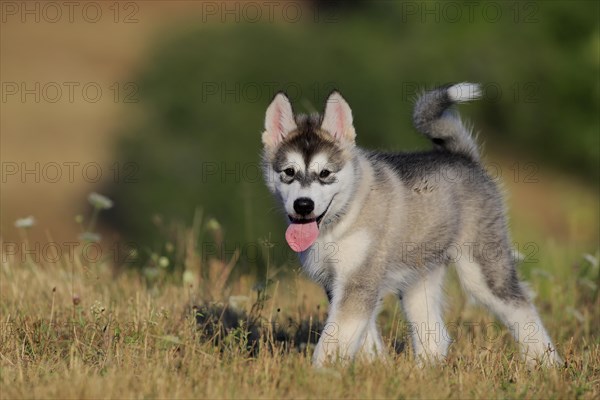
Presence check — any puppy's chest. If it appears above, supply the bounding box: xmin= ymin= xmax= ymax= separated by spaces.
xmin=300 ymin=229 xmax=373 ymax=282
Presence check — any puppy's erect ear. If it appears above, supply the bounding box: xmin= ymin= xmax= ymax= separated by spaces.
xmin=321 ymin=91 xmax=356 ymax=144
xmin=262 ymin=92 xmax=297 ymax=149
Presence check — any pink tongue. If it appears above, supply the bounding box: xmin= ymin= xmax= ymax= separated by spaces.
xmin=285 ymin=221 xmax=319 ymax=252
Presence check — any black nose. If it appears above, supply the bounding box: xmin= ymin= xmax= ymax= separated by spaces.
xmin=293 ymin=197 xmax=314 ymax=216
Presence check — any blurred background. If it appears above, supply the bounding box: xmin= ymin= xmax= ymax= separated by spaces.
xmin=2 ymin=0 xmax=598 ymax=273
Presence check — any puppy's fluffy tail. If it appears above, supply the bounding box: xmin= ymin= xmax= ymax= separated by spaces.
xmin=413 ymin=82 xmax=482 ymax=162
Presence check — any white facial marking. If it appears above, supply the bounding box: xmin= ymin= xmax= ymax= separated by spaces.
xmin=284 ymin=152 xmax=305 ymax=173
xmin=308 ymin=153 xmax=332 ymax=175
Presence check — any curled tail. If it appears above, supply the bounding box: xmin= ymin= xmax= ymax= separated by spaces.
xmin=413 ymin=82 xmax=482 ymax=162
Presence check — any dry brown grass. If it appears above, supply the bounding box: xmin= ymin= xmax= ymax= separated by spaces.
xmin=1 ymin=223 xmax=598 ymax=399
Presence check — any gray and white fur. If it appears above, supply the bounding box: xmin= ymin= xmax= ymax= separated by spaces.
xmin=261 ymin=83 xmax=561 ymax=367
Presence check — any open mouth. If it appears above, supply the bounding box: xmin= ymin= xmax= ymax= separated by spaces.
xmin=287 ymin=195 xmax=335 ymax=227
xmin=288 ymin=207 xmax=328 ymax=227
xmin=285 ymin=196 xmax=335 ymax=253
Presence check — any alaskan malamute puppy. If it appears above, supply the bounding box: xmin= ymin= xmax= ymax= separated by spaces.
xmin=261 ymin=83 xmax=561 ymax=367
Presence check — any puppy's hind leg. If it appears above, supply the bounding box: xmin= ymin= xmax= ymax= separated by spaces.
xmin=402 ymin=266 xmax=451 ymax=364
xmin=455 ymin=245 xmax=561 ymax=366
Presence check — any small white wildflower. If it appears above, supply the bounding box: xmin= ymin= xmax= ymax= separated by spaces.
xmin=583 ymin=253 xmax=598 ymax=268
xmin=90 ymin=301 xmax=105 ymax=317
xmin=158 ymin=256 xmax=169 ymax=268
xmin=14 ymin=216 xmax=36 ymax=228
xmin=143 ymin=267 xmax=160 ymax=280
xmin=183 ymin=270 xmax=195 ymax=286
xmin=205 ymin=218 xmax=221 ymax=231
xmin=78 ymin=232 xmax=102 ymax=243
xmin=88 ymin=192 xmax=113 ymax=210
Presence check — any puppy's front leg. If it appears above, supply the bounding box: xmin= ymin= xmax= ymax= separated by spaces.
xmin=313 ymin=312 xmax=370 ymax=367
xmin=312 ymin=282 xmax=379 ymax=367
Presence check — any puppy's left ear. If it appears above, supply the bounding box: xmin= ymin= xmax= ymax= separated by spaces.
xmin=262 ymin=92 xmax=297 ymax=150
xmin=321 ymin=91 xmax=356 ymax=144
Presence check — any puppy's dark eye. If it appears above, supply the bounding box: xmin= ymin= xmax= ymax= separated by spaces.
xmin=284 ymin=168 xmax=295 ymax=177
xmin=319 ymin=169 xmax=331 ymax=179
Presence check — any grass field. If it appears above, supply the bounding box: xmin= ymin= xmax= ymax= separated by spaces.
xmin=2 ymin=169 xmax=599 ymax=399
xmin=0 ymin=161 xmax=598 ymax=400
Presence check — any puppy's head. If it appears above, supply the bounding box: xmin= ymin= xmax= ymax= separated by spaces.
xmin=261 ymin=91 xmax=357 ymax=252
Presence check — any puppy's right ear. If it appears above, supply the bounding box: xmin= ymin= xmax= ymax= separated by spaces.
xmin=262 ymin=92 xmax=296 ymax=149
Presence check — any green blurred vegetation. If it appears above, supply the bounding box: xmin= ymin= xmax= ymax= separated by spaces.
xmin=108 ymin=1 xmax=599 ymax=269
